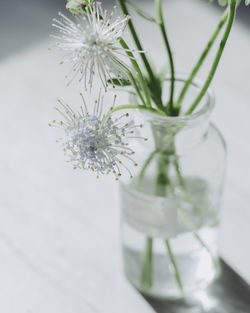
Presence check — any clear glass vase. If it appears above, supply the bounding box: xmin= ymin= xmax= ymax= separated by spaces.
xmin=119 ymin=76 xmax=226 ymax=299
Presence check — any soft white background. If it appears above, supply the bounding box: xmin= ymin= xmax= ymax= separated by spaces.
xmin=0 ymin=0 xmax=249 ymax=312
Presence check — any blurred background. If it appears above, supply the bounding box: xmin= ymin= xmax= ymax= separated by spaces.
xmin=0 ymin=0 xmax=249 ymax=60
xmin=0 ymin=1 xmax=249 ymax=313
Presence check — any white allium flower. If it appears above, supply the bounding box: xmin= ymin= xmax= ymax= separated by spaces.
xmin=52 ymin=2 xmax=133 ymax=89
xmin=50 ymin=94 xmax=146 ymax=179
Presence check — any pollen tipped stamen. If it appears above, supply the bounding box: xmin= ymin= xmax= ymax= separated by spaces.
xmin=52 ymin=94 xmax=144 ymax=179
xmin=52 ymin=2 xmax=138 ymax=88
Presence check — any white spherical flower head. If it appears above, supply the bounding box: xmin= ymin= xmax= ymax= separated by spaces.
xmin=52 ymin=2 xmax=133 ymax=89
xmin=50 ymin=94 xmax=146 ymax=179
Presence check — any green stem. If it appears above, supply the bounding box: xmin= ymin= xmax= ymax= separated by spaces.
xmin=155 ymin=152 xmax=169 ymax=195
xmin=140 ymin=152 xmax=169 ymax=290
xmin=111 ymin=104 xmax=165 ymax=115
xmin=137 ymin=150 xmax=159 ymax=188
xmin=185 ymin=1 xmax=236 ymax=115
xmin=117 ymin=0 xmax=164 ymax=110
xmin=120 ymin=38 xmax=152 ymax=107
xmin=174 ymin=159 xmax=185 ymax=189
xmin=127 ymin=71 xmax=147 ymax=106
xmin=141 ymin=237 xmax=153 ymax=288
xmin=176 ymin=9 xmax=229 ymax=110
xmin=177 ymin=204 xmax=217 ymax=267
xmin=155 ymin=151 xmax=184 ymax=293
xmin=115 ymin=57 xmax=147 ymax=106
xmin=174 ymin=159 xmax=200 ymax=214
xmin=172 ymin=160 xmax=217 ymax=266
xmin=165 ymin=240 xmax=184 ymax=294
xmin=156 ymin=0 xmax=175 ymax=115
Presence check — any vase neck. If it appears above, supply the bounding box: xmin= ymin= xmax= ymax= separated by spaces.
xmin=149 ymin=113 xmax=211 ymax=155
xmin=133 ymin=75 xmax=215 ymax=154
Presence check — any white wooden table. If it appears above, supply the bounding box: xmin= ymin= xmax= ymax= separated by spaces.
xmin=0 ymin=0 xmax=249 ymax=312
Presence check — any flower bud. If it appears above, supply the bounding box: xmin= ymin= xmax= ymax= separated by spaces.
xmin=66 ymin=0 xmax=91 ymax=13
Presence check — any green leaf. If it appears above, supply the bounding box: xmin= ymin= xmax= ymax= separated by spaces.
xmin=107 ymin=78 xmax=132 ymax=86
xmin=126 ymin=0 xmax=158 ymax=23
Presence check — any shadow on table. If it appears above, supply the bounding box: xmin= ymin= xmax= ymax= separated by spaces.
xmin=143 ymin=260 xmax=250 ymax=313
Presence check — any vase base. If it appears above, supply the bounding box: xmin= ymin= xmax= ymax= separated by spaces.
xmin=122 ymin=226 xmax=220 ymax=300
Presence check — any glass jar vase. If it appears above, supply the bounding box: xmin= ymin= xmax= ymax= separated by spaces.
xmin=119 ymin=76 xmax=226 ymax=299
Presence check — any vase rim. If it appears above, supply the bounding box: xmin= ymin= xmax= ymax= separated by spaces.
xmin=135 ymin=74 xmax=215 ymax=124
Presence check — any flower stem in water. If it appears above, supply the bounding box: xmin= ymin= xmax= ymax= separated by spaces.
xmin=155 ymin=152 xmax=184 ymax=294
xmin=165 ymin=240 xmax=184 ymax=295
xmin=141 ymin=237 xmax=154 ymax=288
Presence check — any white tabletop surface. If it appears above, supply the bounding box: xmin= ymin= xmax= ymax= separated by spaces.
xmin=0 ymin=0 xmax=249 ymax=312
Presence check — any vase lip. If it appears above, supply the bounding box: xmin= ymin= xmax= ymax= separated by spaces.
xmin=135 ymin=74 xmax=215 ymax=124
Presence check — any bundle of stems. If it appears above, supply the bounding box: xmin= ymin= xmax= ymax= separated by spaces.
xmin=114 ymin=0 xmax=236 ymax=117
xmin=115 ymin=0 xmax=238 ymax=293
